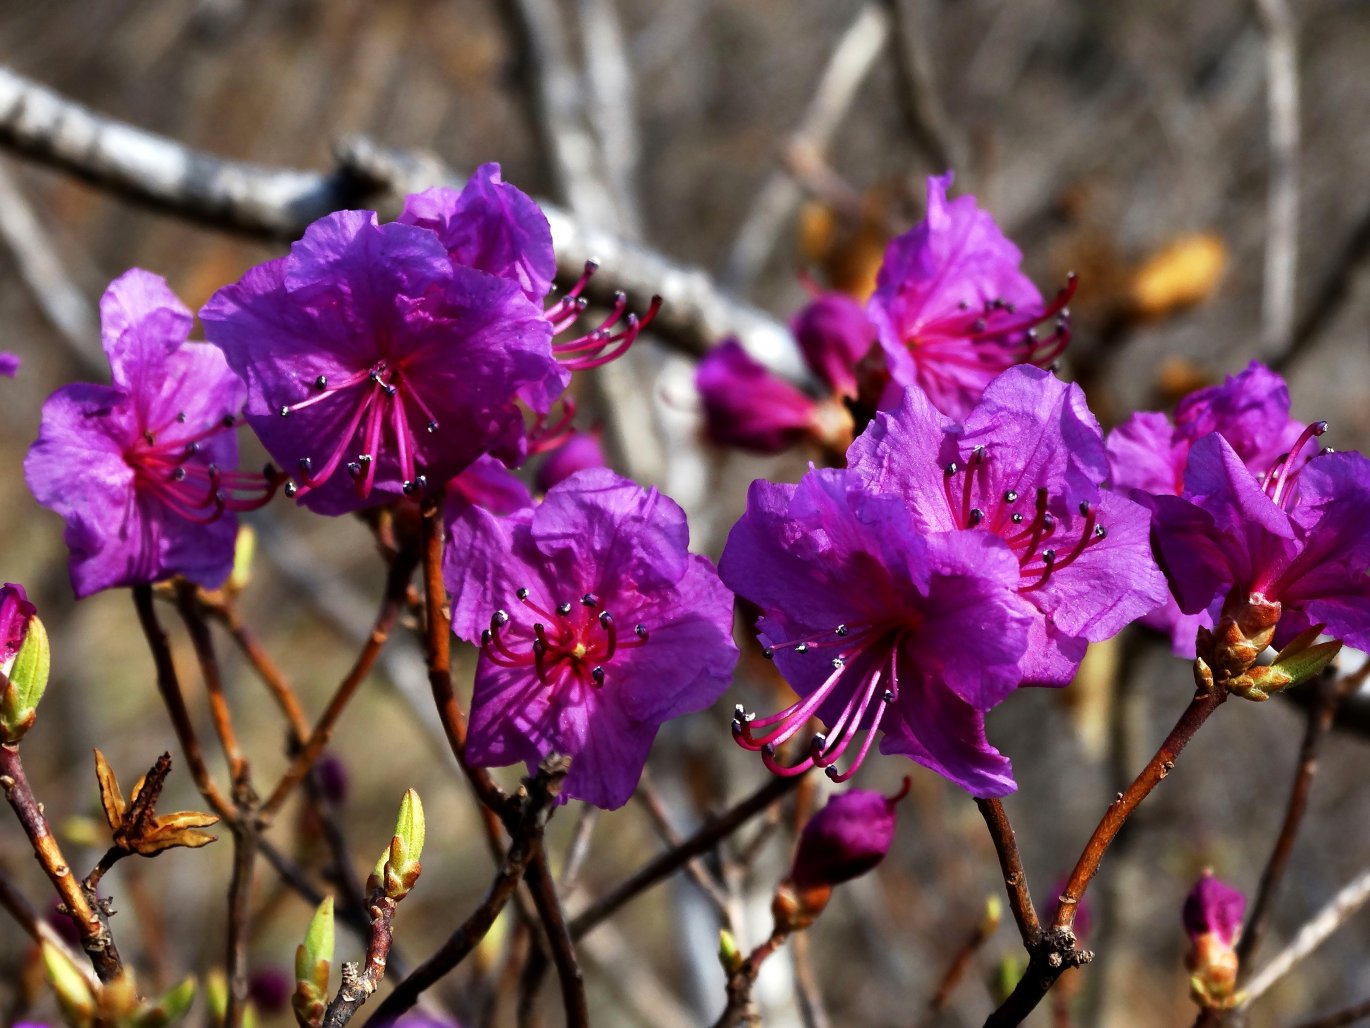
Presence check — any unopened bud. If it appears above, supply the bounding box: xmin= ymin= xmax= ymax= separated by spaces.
xmin=1197 ymin=592 xmax=1281 ymax=693
xmin=40 ymin=940 xmax=96 ymax=1026
xmin=718 ymin=928 xmax=743 ymax=974
xmin=0 ymin=584 xmax=47 ymax=743
xmin=1183 ymin=870 xmax=1245 ymax=1009
xmin=293 ymin=896 xmax=333 ymax=1027
xmin=1231 ymin=625 xmax=1342 ymax=701
xmin=381 ymin=789 xmax=425 ymax=900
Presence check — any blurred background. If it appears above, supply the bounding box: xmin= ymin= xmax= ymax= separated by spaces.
xmin=2 ymin=1 xmax=1370 ymax=1025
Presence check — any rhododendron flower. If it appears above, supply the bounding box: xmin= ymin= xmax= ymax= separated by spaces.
xmin=1108 ymin=362 xmax=1306 ymax=656
xmin=788 ymin=783 xmax=904 ymax=890
xmin=721 ymin=467 xmax=1032 ymax=796
xmin=1150 ymin=424 xmax=1370 ymax=652
xmin=444 ymin=468 xmax=737 ymax=809
xmin=848 ymin=367 xmax=1168 ymax=684
xmin=867 ymin=173 xmax=1075 ymax=420
xmin=696 ymin=293 xmax=871 ymax=454
xmin=0 ymin=583 xmax=36 ymax=673
xmin=26 ymin=270 xmax=276 ymax=598
xmin=446 ymin=455 xmax=533 ymax=518
xmin=201 ymin=182 xmax=566 ymax=515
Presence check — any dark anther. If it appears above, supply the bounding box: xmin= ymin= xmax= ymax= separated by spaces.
xmin=176 ymin=411 xmax=188 ymax=423
xmin=581 ymin=593 xmax=599 ymax=607
xmin=298 ymin=457 xmax=313 ymax=472
xmin=1079 ymin=500 xmax=1092 ymax=516
xmin=186 ymin=441 xmax=200 ymax=455
xmin=795 ymin=643 xmax=809 ymax=654
xmin=358 ymin=454 xmax=373 ymax=464
xmin=591 ymin=666 xmax=606 ymax=685
xmin=634 ymin=624 xmax=648 ymax=639
xmin=492 ymin=610 xmax=510 ymax=626
xmin=1004 ymin=490 xmax=1019 ymax=503
xmin=516 ymin=587 xmax=531 ymax=600
xmin=1012 ymin=512 xmax=1024 ymax=524
xmin=761 ymin=647 xmax=774 ymax=659
xmin=402 ymin=480 xmax=418 ymax=495
xmin=347 ymin=462 xmax=362 ymax=477
xmin=1094 ymin=525 xmax=1108 ymax=539
xmin=220 ymin=414 xmax=236 ymax=427
xmin=480 ymin=629 xmax=491 ymax=645
xmin=315 ymin=375 xmax=328 ymax=390
xmin=972 ymin=318 xmax=987 ymax=332
xmin=426 ymin=420 xmax=438 ymax=433
xmin=172 ymin=467 xmax=186 ymax=481
xmin=598 ymin=611 xmax=613 ymax=627
xmin=278 ymin=406 xmax=290 ymax=417
xmin=969 ymin=508 xmax=985 ymax=526
xmin=413 ymin=475 xmax=428 ymax=491
xmin=835 ymin=624 xmax=849 ymax=636
xmin=556 ymin=601 xmax=573 ymax=616
xmin=284 ymin=482 xmax=298 ymax=497
xmin=383 ymin=384 xmax=398 ymax=398
xmin=944 ymin=461 xmax=959 ymax=475
xmin=831 ymin=657 xmax=845 ymax=669
xmin=1042 ymin=549 xmax=1057 ymax=564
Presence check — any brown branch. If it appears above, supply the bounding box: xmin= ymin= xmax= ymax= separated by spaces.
xmin=321 ymin=892 xmax=399 ymax=1028
xmin=174 ymin=582 xmax=250 ymax=797
xmin=526 ymin=847 xmax=588 ymax=1028
xmin=363 ymin=763 xmax=568 ymax=1027
xmin=206 ymin=595 xmax=311 ymax=740
xmin=256 ymin=550 xmax=417 ymax=825
xmin=918 ymin=903 xmax=1000 ymax=1025
xmin=225 ymin=822 xmax=257 ymax=1028
xmin=1237 ymin=673 xmax=1349 ymax=973
xmin=1287 ymin=995 xmax=1370 ymax=1028
xmin=635 ymin=773 xmax=732 ymax=921
xmin=0 ymin=743 xmax=124 ymax=982
xmin=0 ymin=865 xmax=41 ymax=941
xmin=0 ymin=64 xmax=797 ymax=368
xmin=986 ymin=686 xmax=1228 ymax=1027
xmin=568 ymin=772 xmax=803 ymax=940
xmin=713 ymin=931 xmax=788 ymax=1028
xmin=976 ymin=798 xmax=1040 ymax=948
xmin=132 ymin=585 xmax=234 ymax=821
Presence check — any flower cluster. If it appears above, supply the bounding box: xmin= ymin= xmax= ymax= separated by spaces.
xmin=723 ymin=367 xmax=1166 ymax=796
xmin=695 ymin=172 xmax=1074 ymax=457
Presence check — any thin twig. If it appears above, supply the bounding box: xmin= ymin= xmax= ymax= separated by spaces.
xmin=720 ymin=3 xmax=890 ymax=291
xmin=0 ymin=64 xmax=797 ymax=368
xmin=568 ymin=773 xmax=803 ymax=940
xmin=1287 ymin=994 xmax=1370 ymax=1028
xmin=174 ymin=582 xmax=250 ymax=796
xmin=0 ymin=865 xmax=41 ymax=941
xmin=559 ymin=805 xmax=600 ymax=894
xmin=882 ymin=0 xmax=964 ymax=174
xmin=256 ymin=551 xmax=417 ymax=824
xmin=713 ymin=930 xmax=788 ymax=1028
xmin=525 ymin=847 xmax=589 ymax=1028
xmin=132 ymin=585 xmax=234 ymax=821
xmin=0 ymin=743 xmax=124 ymax=981
xmin=1252 ymin=0 xmax=1300 ymax=356
xmin=918 ymin=903 xmax=1000 ymax=1026
xmin=987 ymin=686 xmax=1229 ymax=1027
xmin=635 ymin=773 xmax=732 ymax=920
xmin=1240 ymin=865 xmax=1370 ymax=1006
xmin=225 ymin=822 xmax=257 ymax=1028
xmin=364 ymin=764 xmax=569 ymax=1026
xmin=791 ymin=931 xmax=830 ymax=1028
xmin=976 ymin=798 xmax=1040 ymax=948
xmin=1237 ymin=673 xmax=1349 ymax=973
xmin=207 ymin=596 xmax=311 ymax=739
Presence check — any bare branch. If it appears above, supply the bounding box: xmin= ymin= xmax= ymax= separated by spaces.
xmin=1252 ymin=0 xmax=1300 ymax=356
xmin=0 ymin=64 xmax=797 ymax=371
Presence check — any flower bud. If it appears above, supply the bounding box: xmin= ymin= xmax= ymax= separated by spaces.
xmin=775 ymin=781 xmax=905 ymax=930
xmin=40 ymin=940 xmax=96 ymax=1026
xmin=369 ymin=789 xmax=426 ymax=901
xmin=0 ymin=583 xmax=48 ymax=744
xmin=1183 ymin=870 xmax=1245 ymax=1009
xmin=293 ymin=896 xmax=334 ymax=1028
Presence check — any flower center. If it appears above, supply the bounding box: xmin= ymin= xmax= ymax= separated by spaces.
xmin=278 ymin=359 xmax=441 ymax=502
xmin=479 ymin=588 xmax=649 ymax=689
xmin=125 ymin=411 xmax=281 ymax=524
xmin=908 ymin=273 xmax=1076 ymax=371
xmin=733 ymin=619 xmax=913 ymax=783
xmin=941 ymin=444 xmax=1107 ymax=590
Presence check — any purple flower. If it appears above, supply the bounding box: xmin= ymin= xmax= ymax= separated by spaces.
xmin=696 ymin=293 xmax=871 ymax=454
xmin=535 ymin=429 xmax=606 ymax=494
xmin=788 ymin=783 xmax=904 ymax=889
xmin=26 ymin=270 xmax=275 ymax=598
xmin=1108 ymin=363 xmax=1307 ymax=656
xmin=867 ymin=173 xmax=1075 ymax=420
xmin=0 ymin=352 xmax=19 ymax=377
xmin=1151 ymin=425 xmax=1370 ymax=652
xmin=721 ymin=466 xmax=1033 ymax=796
xmin=847 ymin=367 xmax=1169 ymax=685
xmin=200 ymin=192 xmax=566 ymax=514
xmin=0 ymin=583 xmax=36 ymax=672
xmin=444 ymin=468 xmax=737 ymax=809
xmin=447 ymin=454 xmax=533 ymax=517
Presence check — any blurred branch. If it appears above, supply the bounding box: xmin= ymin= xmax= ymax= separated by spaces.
xmin=721 ymin=3 xmax=890 ymax=291
xmin=882 ymin=0 xmax=964 ymax=175
xmin=1252 ymin=0 xmax=1300 ymax=356
xmin=1237 ymin=673 xmax=1351 ymax=974
xmin=976 ymin=798 xmax=1040 ymax=948
xmin=0 ymin=64 xmax=798 ymax=371
xmin=1288 ymin=995 xmax=1370 ymax=1028
xmin=1240 ymin=863 xmax=1370 ymax=1006
xmin=526 ymin=848 xmax=589 ymax=1027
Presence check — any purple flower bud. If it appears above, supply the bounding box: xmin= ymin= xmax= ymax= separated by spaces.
xmin=0 ymin=583 xmax=36 ymax=673
xmin=535 ymin=430 xmax=606 ymax=494
xmin=696 ymin=339 xmax=822 ymax=454
xmin=1183 ymin=870 xmax=1245 ymax=947
xmin=313 ymin=754 xmax=349 ymax=806
xmin=0 ymin=352 xmax=20 ymax=377
xmin=792 ymin=293 xmax=873 ymax=397
xmin=789 ymin=782 xmax=905 ymax=890
xmin=248 ymin=966 xmax=293 ymax=1014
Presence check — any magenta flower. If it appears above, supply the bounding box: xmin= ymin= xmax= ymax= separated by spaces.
xmin=788 ymin=783 xmax=904 ymax=889
xmin=1150 ymin=425 xmax=1370 ymax=652
xmin=26 ymin=270 xmax=276 ymax=598
xmin=1184 ymin=870 xmax=1245 ymax=1006
xmin=200 ymin=190 xmax=566 ymax=514
xmin=721 ymin=467 xmax=1032 ymax=796
xmin=444 ymin=468 xmax=737 ymax=809
xmin=848 ymin=367 xmax=1168 ymax=684
xmin=535 ymin=429 xmax=606 ymax=494
xmin=446 ymin=454 xmax=533 ymax=517
xmin=696 ymin=293 xmax=871 ymax=454
xmin=867 ymin=174 xmax=1075 ymax=420
xmin=1108 ymin=363 xmax=1306 ymax=655
xmin=0 ymin=352 xmax=19 ymax=377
